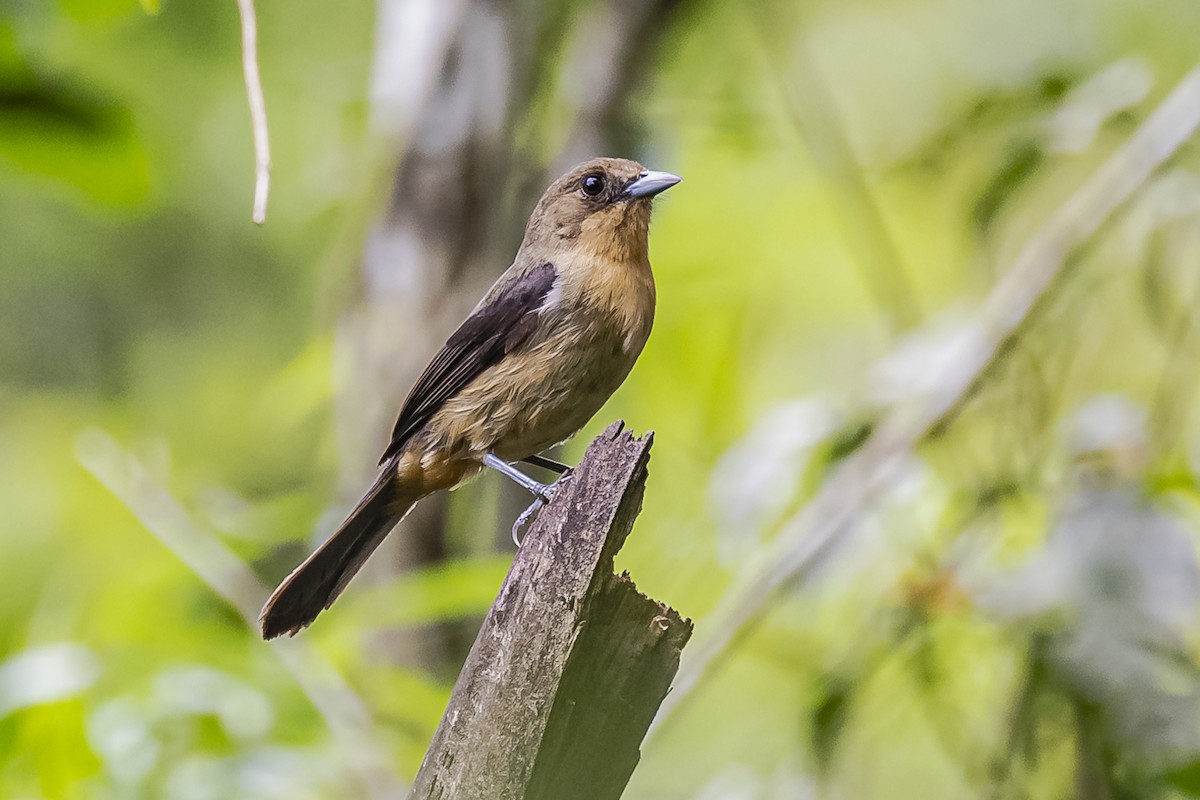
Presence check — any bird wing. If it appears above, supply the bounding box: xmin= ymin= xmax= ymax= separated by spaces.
xmin=379 ymin=262 xmax=557 ymax=464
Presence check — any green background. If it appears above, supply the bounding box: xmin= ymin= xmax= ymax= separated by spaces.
xmin=5 ymin=0 xmax=1200 ymax=797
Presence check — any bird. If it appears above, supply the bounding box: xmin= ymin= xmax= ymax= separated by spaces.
xmin=260 ymin=157 xmax=680 ymax=639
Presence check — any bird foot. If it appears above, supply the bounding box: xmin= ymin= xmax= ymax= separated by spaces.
xmin=512 ymin=497 xmax=544 ymax=546
xmin=511 ymin=470 xmax=573 ymax=546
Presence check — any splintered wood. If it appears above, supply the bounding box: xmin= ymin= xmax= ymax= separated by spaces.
xmin=408 ymin=422 xmax=692 ymax=800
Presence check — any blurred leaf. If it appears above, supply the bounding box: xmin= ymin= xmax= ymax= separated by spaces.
xmin=802 ymin=417 xmax=875 ymax=495
xmin=60 ymin=0 xmax=144 ymax=21
xmin=357 ymin=664 xmax=450 ymax=737
xmin=973 ymin=139 xmax=1044 ymax=234
xmin=0 ymin=644 xmax=99 ymax=718
xmin=0 ymin=103 xmax=150 ymax=206
xmin=811 ymin=676 xmax=851 ymax=777
xmin=252 ymin=336 xmax=335 ymax=433
xmin=339 ymin=557 xmax=513 ymax=629
xmin=1167 ymin=762 xmax=1200 ymax=796
xmin=1045 ymin=59 xmax=1152 ymax=154
xmin=0 ymin=56 xmax=150 ymax=205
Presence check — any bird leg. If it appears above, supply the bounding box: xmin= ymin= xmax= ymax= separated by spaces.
xmin=483 ymin=453 xmax=572 ymax=545
xmin=483 ymin=453 xmax=553 ymax=499
xmin=520 ymin=453 xmax=572 ymax=475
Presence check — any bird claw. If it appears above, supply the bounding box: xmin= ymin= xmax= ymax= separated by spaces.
xmin=511 ymin=470 xmax=573 ymax=546
xmin=512 ymin=497 xmax=544 ymax=546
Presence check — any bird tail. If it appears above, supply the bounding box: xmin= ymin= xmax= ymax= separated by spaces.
xmin=259 ymin=469 xmax=415 ymax=639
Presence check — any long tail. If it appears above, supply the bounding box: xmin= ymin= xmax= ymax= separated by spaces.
xmin=260 ymin=469 xmax=415 ymax=639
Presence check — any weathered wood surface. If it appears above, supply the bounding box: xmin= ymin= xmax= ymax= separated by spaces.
xmin=408 ymin=422 xmax=692 ymax=800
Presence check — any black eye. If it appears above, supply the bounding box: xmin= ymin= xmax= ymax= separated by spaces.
xmin=581 ymin=173 xmax=606 ymax=197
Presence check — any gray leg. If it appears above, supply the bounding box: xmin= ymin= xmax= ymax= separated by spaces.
xmin=483 ymin=453 xmax=551 ymax=499
xmin=485 ymin=453 xmax=576 ymax=546
xmin=521 ymin=453 xmax=571 ymax=475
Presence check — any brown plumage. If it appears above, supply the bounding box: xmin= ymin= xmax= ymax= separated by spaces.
xmin=260 ymin=157 xmax=680 ymax=639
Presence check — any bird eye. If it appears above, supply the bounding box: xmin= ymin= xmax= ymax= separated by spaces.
xmin=581 ymin=173 xmax=606 ymax=197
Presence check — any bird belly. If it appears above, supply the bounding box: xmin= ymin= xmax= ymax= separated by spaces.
xmin=422 ymin=311 xmax=646 ymax=463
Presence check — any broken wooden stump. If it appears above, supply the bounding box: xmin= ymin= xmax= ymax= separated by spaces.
xmin=408 ymin=422 xmax=692 ymax=800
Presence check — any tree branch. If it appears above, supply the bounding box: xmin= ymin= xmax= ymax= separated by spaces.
xmin=408 ymin=422 xmax=692 ymax=800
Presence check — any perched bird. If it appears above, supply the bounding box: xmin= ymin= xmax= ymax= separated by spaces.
xmin=260 ymin=157 xmax=680 ymax=639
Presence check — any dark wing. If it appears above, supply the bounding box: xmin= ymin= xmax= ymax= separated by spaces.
xmin=379 ymin=262 xmax=557 ymax=464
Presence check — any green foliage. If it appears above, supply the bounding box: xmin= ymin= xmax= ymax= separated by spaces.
xmin=7 ymin=0 xmax=1200 ymax=798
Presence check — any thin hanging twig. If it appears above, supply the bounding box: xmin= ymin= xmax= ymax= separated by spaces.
xmin=235 ymin=0 xmax=270 ymax=224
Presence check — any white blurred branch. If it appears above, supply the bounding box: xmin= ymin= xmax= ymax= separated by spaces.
xmin=653 ymin=64 xmax=1200 ymax=738
xmin=235 ymin=0 xmax=270 ymax=224
xmin=368 ymin=0 xmax=470 ymax=140
xmin=76 ymin=430 xmax=404 ymax=800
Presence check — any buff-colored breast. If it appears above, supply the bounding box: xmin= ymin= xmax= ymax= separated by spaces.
xmin=426 ymin=257 xmax=652 ymax=459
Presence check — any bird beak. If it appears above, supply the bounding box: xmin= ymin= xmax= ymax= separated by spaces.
xmin=624 ymin=170 xmax=682 ymax=199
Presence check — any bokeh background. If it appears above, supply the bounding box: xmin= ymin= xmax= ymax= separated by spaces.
xmin=6 ymin=0 xmax=1200 ymax=797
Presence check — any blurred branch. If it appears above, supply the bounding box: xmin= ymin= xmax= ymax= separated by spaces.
xmin=76 ymin=430 xmax=405 ymax=800
xmin=531 ymin=0 xmax=684 ymax=170
xmin=311 ymin=0 xmax=469 ymax=321
xmin=753 ymin=15 xmax=920 ymax=332
xmin=235 ymin=0 xmax=270 ymax=224
xmin=329 ymin=0 xmax=684 ymax=674
xmin=653 ymin=65 xmax=1200 ymax=739
xmin=1149 ymin=301 xmax=1200 ymax=461
xmin=1073 ymin=697 xmax=1114 ymax=800
xmin=1147 ymin=233 xmax=1200 ymax=458
xmin=366 ymin=0 xmax=470 ymax=144
xmin=987 ymin=640 xmax=1046 ymax=799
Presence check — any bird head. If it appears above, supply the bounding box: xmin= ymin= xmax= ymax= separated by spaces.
xmin=522 ymin=157 xmax=681 ymax=258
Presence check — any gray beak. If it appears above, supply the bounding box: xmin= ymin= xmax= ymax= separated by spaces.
xmin=625 ymin=169 xmax=682 ymax=199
